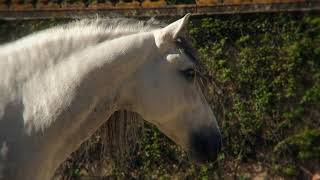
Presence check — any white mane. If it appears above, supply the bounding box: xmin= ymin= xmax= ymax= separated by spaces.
xmin=0 ymin=17 xmax=163 ymax=64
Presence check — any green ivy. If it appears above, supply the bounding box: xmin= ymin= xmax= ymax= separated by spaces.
xmin=189 ymin=13 xmax=320 ymax=177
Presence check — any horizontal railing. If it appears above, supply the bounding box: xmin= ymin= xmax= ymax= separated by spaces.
xmin=0 ymin=1 xmax=319 ymax=20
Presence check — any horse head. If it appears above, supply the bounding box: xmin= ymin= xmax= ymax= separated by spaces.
xmin=119 ymin=14 xmax=222 ymax=163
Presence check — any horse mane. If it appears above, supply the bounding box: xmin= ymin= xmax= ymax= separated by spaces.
xmin=66 ymin=16 xmax=165 ymax=34
xmin=0 ymin=17 xmax=164 ymax=54
xmin=0 ymin=17 xmax=200 ymax=71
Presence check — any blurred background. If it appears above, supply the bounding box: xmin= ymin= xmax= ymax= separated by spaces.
xmin=0 ymin=1 xmax=319 ymax=179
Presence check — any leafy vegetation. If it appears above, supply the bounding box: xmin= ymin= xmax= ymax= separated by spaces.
xmin=189 ymin=14 xmax=320 ymax=178
xmin=0 ymin=13 xmax=319 ymax=179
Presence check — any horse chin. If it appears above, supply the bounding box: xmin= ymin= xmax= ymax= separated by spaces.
xmin=187 ymin=149 xmax=218 ymax=165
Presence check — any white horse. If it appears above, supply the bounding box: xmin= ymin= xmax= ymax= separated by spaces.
xmin=0 ymin=14 xmax=221 ymax=180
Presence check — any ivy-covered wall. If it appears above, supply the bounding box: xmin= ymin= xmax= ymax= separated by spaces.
xmin=0 ymin=13 xmax=319 ymax=179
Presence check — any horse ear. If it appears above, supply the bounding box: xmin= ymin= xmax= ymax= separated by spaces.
xmin=154 ymin=13 xmax=191 ymax=49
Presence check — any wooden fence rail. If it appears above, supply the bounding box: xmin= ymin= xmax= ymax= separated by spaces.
xmin=0 ymin=1 xmax=319 ymax=20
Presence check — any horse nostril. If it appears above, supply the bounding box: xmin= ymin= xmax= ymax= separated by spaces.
xmin=189 ymin=127 xmax=222 ymax=163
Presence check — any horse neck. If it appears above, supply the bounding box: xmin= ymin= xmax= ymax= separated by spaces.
xmin=3 ymin=32 xmax=156 ymax=180
xmin=23 ymin=31 xmax=155 ymax=131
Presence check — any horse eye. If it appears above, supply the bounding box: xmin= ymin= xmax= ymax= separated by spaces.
xmin=176 ymin=38 xmax=184 ymax=47
xmin=181 ymin=68 xmax=196 ymax=81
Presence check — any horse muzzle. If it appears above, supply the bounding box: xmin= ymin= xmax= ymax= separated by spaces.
xmin=188 ymin=126 xmax=222 ymax=164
